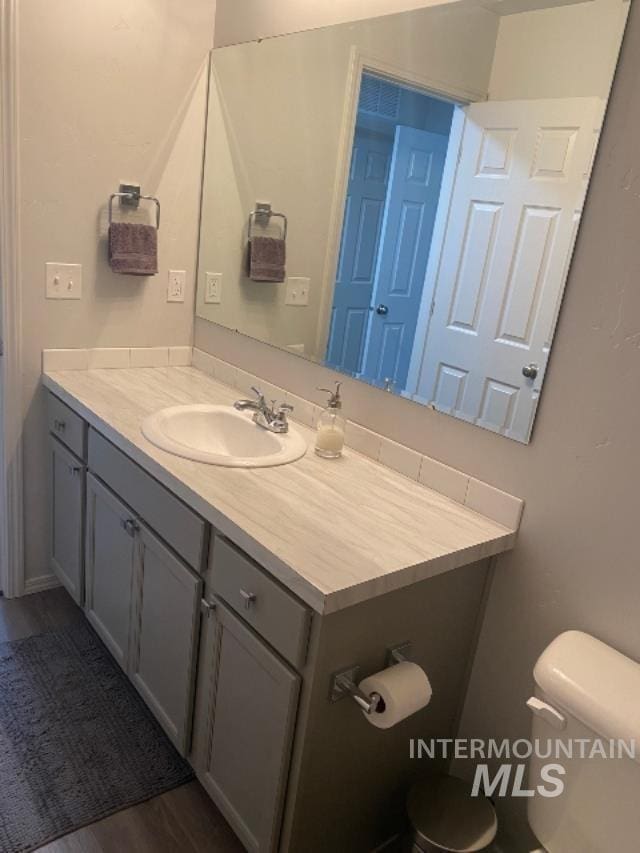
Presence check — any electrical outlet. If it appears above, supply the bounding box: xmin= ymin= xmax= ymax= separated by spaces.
xmin=167 ymin=270 xmax=186 ymax=303
xmin=285 ymin=276 xmax=310 ymax=307
xmin=46 ymin=262 xmax=82 ymax=300
xmin=205 ymin=272 xmax=222 ymax=304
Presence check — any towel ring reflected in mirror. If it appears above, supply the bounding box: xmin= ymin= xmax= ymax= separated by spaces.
xmin=248 ymin=205 xmax=288 ymax=241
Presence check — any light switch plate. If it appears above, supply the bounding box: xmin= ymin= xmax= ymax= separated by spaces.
xmin=205 ymin=272 xmax=222 ymax=304
xmin=46 ymin=262 xmax=82 ymax=300
xmin=167 ymin=270 xmax=186 ymax=303
xmin=285 ymin=276 xmax=310 ymax=307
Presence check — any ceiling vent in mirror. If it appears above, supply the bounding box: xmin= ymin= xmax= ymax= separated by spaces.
xmin=358 ymin=75 xmax=400 ymax=119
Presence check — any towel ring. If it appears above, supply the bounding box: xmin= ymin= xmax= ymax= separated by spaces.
xmin=109 ymin=192 xmax=161 ymax=230
xmin=248 ymin=207 xmax=287 ymax=241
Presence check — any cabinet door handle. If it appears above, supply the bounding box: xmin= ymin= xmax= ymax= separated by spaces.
xmin=200 ymin=598 xmax=216 ymax=617
xmin=53 ymin=419 xmax=66 ymax=432
xmin=121 ymin=518 xmax=140 ymax=537
xmin=67 ymin=464 xmax=83 ymax=477
xmin=239 ymin=589 xmax=257 ymax=611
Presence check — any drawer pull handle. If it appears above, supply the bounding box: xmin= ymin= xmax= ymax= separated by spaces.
xmin=239 ymin=589 xmax=257 ymax=611
xmin=54 ymin=419 xmax=66 ymax=432
xmin=68 ymin=465 xmax=84 ymax=477
xmin=121 ymin=518 xmax=140 ymax=537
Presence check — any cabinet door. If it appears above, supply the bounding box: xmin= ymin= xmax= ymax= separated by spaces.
xmin=130 ymin=524 xmax=203 ymax=755
xmin=85 ymin=473 xmax=137 ymax=671
xmin=50 ymin=437 xmax=85 ymax=604
xmin=198 ymin=601 xmax=300 ymax=853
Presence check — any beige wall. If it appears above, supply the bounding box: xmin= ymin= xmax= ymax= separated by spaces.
xmin=213 ymin=0 xmax=458 ymax=46
xmin=488 ymin=0 xmax=628 ymax=100
xmin=197 ymin=5 xmax=498 ymax=358
xmin=200 ymin=0 xmax=634 ymax=846
xmin=20 ymin=0 xmax=215 ymax=585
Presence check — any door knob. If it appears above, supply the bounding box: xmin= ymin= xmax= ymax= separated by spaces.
xmin=376 ymin=304 xmax=389 ymax=315
xmin=522 ymin=363 xmax=539 ymax=380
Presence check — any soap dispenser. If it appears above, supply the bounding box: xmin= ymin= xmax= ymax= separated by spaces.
xmin=315 ymin=382 xmax=346 ymax=458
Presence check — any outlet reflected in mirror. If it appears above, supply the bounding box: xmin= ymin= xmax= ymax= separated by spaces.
xmin=196 ymin=0 xmax=629 ymax=443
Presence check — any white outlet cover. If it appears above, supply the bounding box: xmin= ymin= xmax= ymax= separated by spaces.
xmin=168 ymin=269 xmax=186 ymax=303
xmin=205 ymin=272 xmax=222 ymax=304
xmin=285 ymin=276 xmax=310 ymax=307
xmin=46 ymin=262 xmax=82 ymax=300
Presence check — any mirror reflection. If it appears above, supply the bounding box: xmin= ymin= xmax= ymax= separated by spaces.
xmin=196 ymin=0 xmax=628 ymax=443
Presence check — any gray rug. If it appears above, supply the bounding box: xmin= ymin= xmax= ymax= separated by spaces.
xmin=0 ymin=621 xmax=194 ymax=852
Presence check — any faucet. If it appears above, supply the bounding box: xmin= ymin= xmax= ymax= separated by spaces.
xmin=234 ymin=387 xmax=294 ymax=434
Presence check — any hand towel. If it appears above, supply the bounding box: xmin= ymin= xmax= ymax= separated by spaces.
xmin=247 ymin=235 xmax=286 ymax=282
xmin=109 ymin=222 xmax=158 ymax=276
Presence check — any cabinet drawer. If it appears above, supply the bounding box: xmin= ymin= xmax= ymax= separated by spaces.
xmin=211 ymin=536 xmax=310 ymax=669
xmin=88 ymin=429 xmax=207 ymax=572
xmin=47 ymin=393 xmax=87 ymax=460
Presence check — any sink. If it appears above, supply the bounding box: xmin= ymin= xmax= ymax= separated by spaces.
xmin=141 ymin=404 xmax=307 ymax=468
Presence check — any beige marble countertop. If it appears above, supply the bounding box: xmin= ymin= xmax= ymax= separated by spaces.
xmin=43 ymin=366 xmax=517 ymax=614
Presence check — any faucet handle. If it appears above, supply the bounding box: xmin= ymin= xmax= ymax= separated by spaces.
xmin=251 ymin=386 xmax=264 ymax=400
xmin=272 ymin=402 xmax=293 ymax=431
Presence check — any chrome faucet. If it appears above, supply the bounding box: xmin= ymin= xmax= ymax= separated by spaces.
xmin=234 ymin=387 xmax=293 ymax=434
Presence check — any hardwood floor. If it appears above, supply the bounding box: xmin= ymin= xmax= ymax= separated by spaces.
xmin=35 ymin=782 xmax=244 ymax=853
xmin=0 ymin=588 xmax=244 ymax=853
xmin=0 ymin=585 xmax=84 ymax=643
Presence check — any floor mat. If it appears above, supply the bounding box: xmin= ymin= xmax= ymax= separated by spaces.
xmin=0 ymin=621 xmax=194 ymax=852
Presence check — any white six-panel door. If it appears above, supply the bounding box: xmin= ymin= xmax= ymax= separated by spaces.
xmin=415 ymin=97 xmax=602 ymax=441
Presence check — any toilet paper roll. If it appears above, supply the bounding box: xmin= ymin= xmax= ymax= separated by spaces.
xmin=359 ymin=661 xmax=432 ymax=729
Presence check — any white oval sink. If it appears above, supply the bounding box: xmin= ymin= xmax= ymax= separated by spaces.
xmin=141 ymin=404 xmax=307 ymax=468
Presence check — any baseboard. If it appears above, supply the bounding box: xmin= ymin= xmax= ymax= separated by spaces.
xmin=23 ymin=573 xmax=61 ymax=596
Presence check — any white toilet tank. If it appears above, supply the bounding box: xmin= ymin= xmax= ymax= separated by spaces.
xmin=527 ymin=630 xmax=640 ymax=853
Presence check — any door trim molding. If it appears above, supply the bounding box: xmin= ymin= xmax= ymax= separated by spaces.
xmin=314 ymin=46 xmax=481 ymax=361
xmin=0 ymin=0 xmax=24 ymax=597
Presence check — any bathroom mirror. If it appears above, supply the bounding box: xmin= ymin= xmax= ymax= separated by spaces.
xmin=196 ymin=0 xmax=628 ymax=443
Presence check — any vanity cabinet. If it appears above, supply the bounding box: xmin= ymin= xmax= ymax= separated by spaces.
xmin=44 ymin=385 xmax=503 ymax=853
xmin=83 ymin=431 xmax=206 ymax=756
xmin=49 ymin=436 xmax=85 ymax=604
xmin=130 ymin=524 xmax=202 ymax=754
xmin=85 ymin=472 xmax=137 ymax=671
xmin=197 ymin=600 xmax=301 ymax=853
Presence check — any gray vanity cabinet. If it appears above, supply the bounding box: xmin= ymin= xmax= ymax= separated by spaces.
xmin=197 ymin=601 xmax=300 ymax=853
xmin=49 ymin=436 xmax=85 ymax=604
xmin=84 ymin=472 xmax=137 ymax=671
xmin=130 ymin=524 xmax=203 ymax=754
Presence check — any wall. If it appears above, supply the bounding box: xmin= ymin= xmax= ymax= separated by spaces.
xmin=200 ymin=0 xmax=634 ymax=847
xmin=214 ymin=0 xmax=458 ymax=46
xmin=488 ymin=0 xmax=628 ymax=100
xmin=196 ymin=4 xmax=498 ymax=359
xmin=19 ymin=0 xmax=216 ymax=586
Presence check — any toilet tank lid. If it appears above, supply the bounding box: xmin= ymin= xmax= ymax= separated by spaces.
xmin=534 ymin=630 xmax=640 ymax=746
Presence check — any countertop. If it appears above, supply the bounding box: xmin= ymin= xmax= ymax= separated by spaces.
xmin=43 ymin=366 xmax=517 ymax=614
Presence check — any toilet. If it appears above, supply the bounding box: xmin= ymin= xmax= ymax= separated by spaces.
xmin=526 ymin=630 xmax=640 ymax=851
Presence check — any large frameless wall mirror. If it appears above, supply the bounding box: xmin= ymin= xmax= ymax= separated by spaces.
xmin=196 ymin=0 xmax=629 ymax=443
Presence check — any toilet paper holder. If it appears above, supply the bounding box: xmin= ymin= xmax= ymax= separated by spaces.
xmin=329 ymin=642 xmax=412 ymax=714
